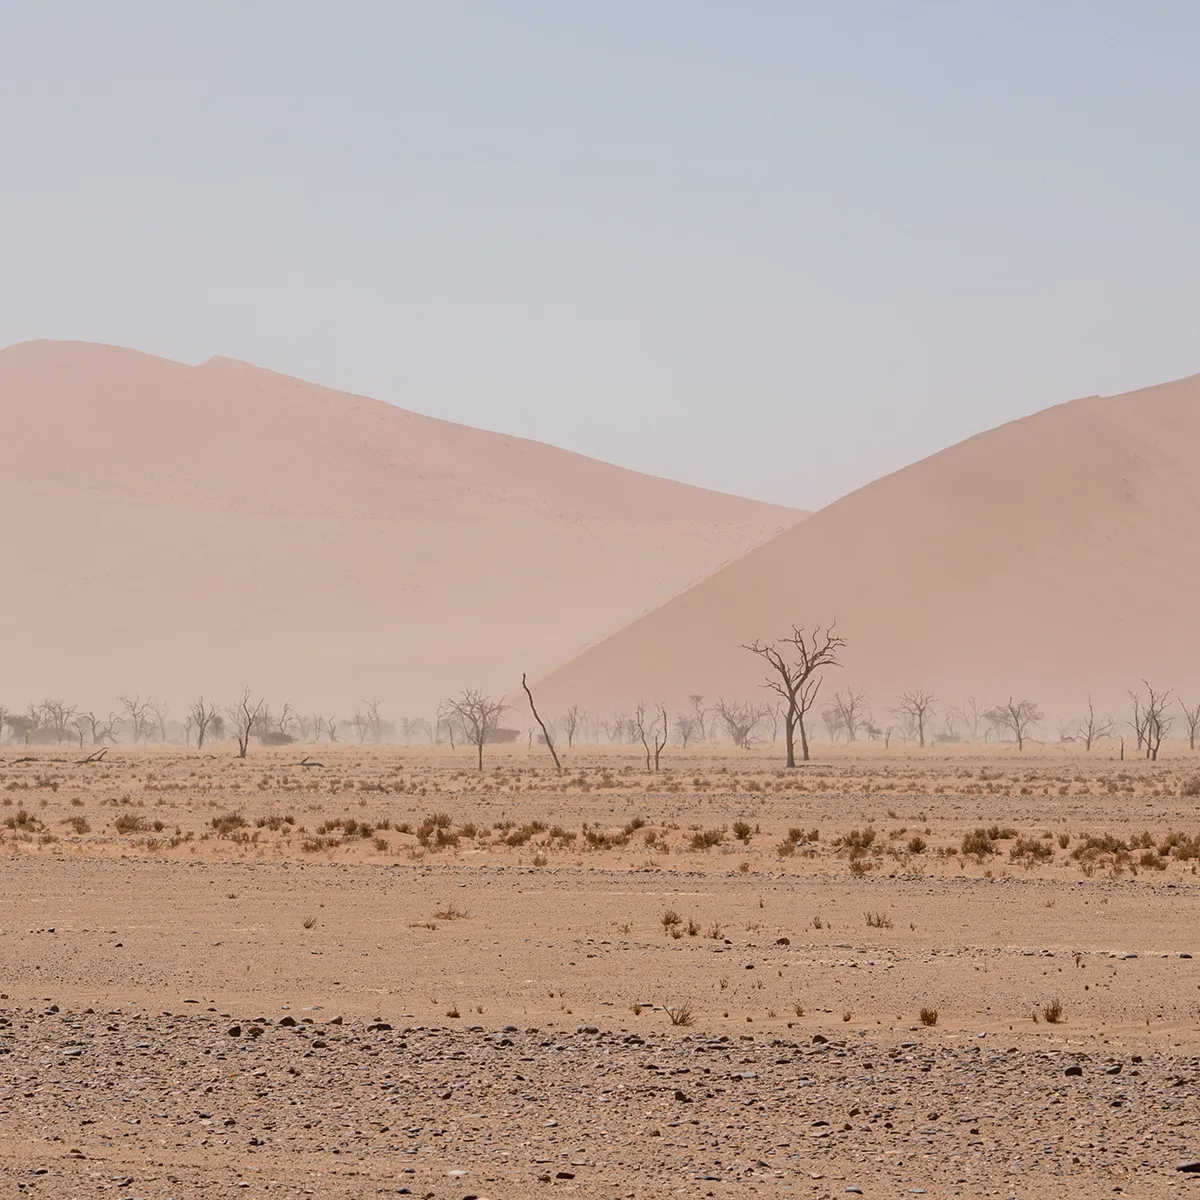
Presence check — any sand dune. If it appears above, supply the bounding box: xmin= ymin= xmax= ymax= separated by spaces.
xmin=536 ymin=372 xmax=1200 ymax=722
xmin=0 ymin=340 xmax=799 ymax=712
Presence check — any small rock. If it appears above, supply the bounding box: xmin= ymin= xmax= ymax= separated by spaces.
xmin=1177 ymin=1162 xmax=1200 ymax=1173
xmin=1065 ymin=1065 xmax=1083 ymax=1077
xmin=576 ymin=1024 xmax=599 ymax=1035
xmin=673 ymin=1089 xmax=692 ymax=1103
xmin=226 ymin=1025 xmax=242 ymax=1038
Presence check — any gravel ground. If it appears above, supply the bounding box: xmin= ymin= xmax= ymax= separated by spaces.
xmin=2 ymin=1007 xmax=1199 ymax=1199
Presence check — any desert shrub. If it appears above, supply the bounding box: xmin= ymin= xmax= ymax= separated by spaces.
xmin=961 ymin=828 xmax=996 ymax=858
xmin=919 ymin=1007 xmax=938 ymax=1027
xmin=5 ymin=808 xmax=44 ymax=832
xmin=732 ymin=820 xmax=753 ymax=843
xmin=907 ymin=836 xmax=927 ymax=854
xmin=1161 ymin=832 xmax=1200 ymax=860
xmin=1042 ymin=998 xmax=1064 ymax=1024
xmin=1009 ymin=837 xmax=1052 ymax=863
xmin=1181 ymin=777 xmax=1200 ymax=797
xmin=63 ymin=815 xmax=90 ymax=835
xmin=211 ymin=810 xmax=248 ymax=836
xmin=114 ymin=813 xmax=147 ymax=834
xmin=666 ymin=1000 xmax=695 ymax=1027
xmin=986 ymin=825 xmax=1018 ymax=840
xmin=690 ymin=828 xmax=724 ymax=850
xmin=840 ymin=827 xmax=876 ymax=853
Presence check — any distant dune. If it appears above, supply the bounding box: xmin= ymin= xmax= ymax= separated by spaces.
xmin=0 ymin=340 xmax=800 ymax=712
xmin=536 ymin=372 xmax=1200 ymax=723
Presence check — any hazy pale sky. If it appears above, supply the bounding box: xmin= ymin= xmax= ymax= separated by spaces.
xmin=3 ymin=2 xmax=1199 ymax=508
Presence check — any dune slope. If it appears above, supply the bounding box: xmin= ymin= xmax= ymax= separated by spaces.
xmin=536 ymin=372 xmax=1200 ymax=721
xmin=0 ymin=340 xmax=799 ymax=712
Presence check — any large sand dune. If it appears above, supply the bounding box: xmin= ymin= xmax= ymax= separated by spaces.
xmin=536 ymin=372 xmax=1200 ymax=721
xmin=0 ymin=340 xmax=798 ymax=712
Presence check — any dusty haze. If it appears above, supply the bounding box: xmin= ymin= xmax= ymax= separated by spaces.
xmin=536 ymin=371 xmax=1200 ymax=722
xmin=0 ymin=339 xmax=798 ymax=714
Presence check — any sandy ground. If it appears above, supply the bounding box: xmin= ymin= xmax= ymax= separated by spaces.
xmin=3 ymin=745 xmax=1200 ymax=1198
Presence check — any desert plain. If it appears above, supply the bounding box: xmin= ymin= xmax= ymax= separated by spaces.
xmin=2 ymin=744 xmax=1199 ymax=1199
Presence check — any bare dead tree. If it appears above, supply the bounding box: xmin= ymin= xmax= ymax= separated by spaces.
xmin=602 ymin=711 xmax=628 ymax=744
xmin=1141 ymin=681 xmax=1173 ymax=761
xmin=435 ymin=702 xmax=457 ymax=749
xmin=561 ymin=705 xmax=584 ymax=749
xmin=832 ymin=687 xmax=869 ymax=742
xmin=40 ymin=699 xmax=78 ymax=746
xmin=820 ymin=704 xmax=845 ymax=741
xmin=8 ymin=710 xmax=37 ymax=746
xmin=522 ymin=674 xmax=561 ymax=772
xmin=892 ymin=688 xmax=937 ymax=749
xmin=1076 ymin=696 xmax=1114 ymax=751
xmin=984 ymin=697 xmax=1043 ymax=751
xmin=673 ymin=713 xmax=700 ymax=747
xmin=147 ymin=698 xmax=170 ymax=743
xmin=325 ymin=716 xmax=341 ymax=744
xmin=688 ymin=695 xmax=710 ymax=743
xmin=1180 ymin=699 xmax=1200 ymax=751
xmin=77 ymin=710 xmax=120 ymax=746
xmin=446 ymin=689 xmax=507 ymax=771
xmin=189 ymin=697 xmax=220 ymax=749
xmin=118 ymin=694 xmax=153 ymax=744
xmin=950 ymin=697 xmax=986 ymax=742
xmin=362 ymin=697 xmax=383 ymax=744
xmin=227 ymin=689 xmax=265 ymax=759
xmin=712 ymin=697 xmax=769 ymax=749
xmin=634 ymin=701 xmax=668 ymax=771
xmin=1128 ymin=690 xmax=1147 ymax=752
xmin=742 ymin=624 xmax=845 ymax=766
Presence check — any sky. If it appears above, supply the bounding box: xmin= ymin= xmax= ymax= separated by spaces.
xmin=3 ymin=1 xmax=1200 ymax=509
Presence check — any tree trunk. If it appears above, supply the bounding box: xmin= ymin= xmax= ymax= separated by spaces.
xmin=799 ymin=713 xmax=810 ymax=762
xmin=784 ymin=711 xmax=797 ymax=768
xmin=477 ymin=740 xmax=484 ymax=771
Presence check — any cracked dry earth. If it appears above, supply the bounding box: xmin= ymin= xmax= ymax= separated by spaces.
xmin=3 ymin=1008 xmax=1200 ymax=1200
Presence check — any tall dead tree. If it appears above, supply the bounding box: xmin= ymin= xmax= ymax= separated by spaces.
xmin=1128 ymin=691 xmax=1147 ymax=752
xmin=227 ymin=689 xmax=265 ymax=759
xmin=832 ymin=688 xmax=869 ymax=742
xmin=892 ymin=688 xmax=937 ymax=749
xmin=560 ymin=705 xmax=585 ymax=749
xmin=689 ymin=695 xmax=710 ymax=743
xmin=673 ymin=713 xmax=700 ymax=747
xmin=950 ymin=697 xmax=986 ymax=742
xmin=1180 ymin=699 xmax=1200 ymax=751
xmin=1141 ymin=681 xmax=1172 ymax=761
xmin=634 ymin=701 xmax=668 ymax=771
xmin=446 ymin=689 xmax=507 ymax=771
xmin=985 ymin=697 xmax=1043 ymax=751
xmin=522 ymin=674 xmax=561 ymax=772
xmin=742 ymin=624 xmax=845 ymax=767
xmin=189 ymin=697 xmax=219 ymax=749
xmin=77 ymin=710 xmax=119 ymax=746
xmin=1076 ymin=696 xmax=1114 ymax=751
xmin=118 ymin=694 xmax=153 ymax=744
xmin=713 ymin=697 xmax=768 ymax=749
